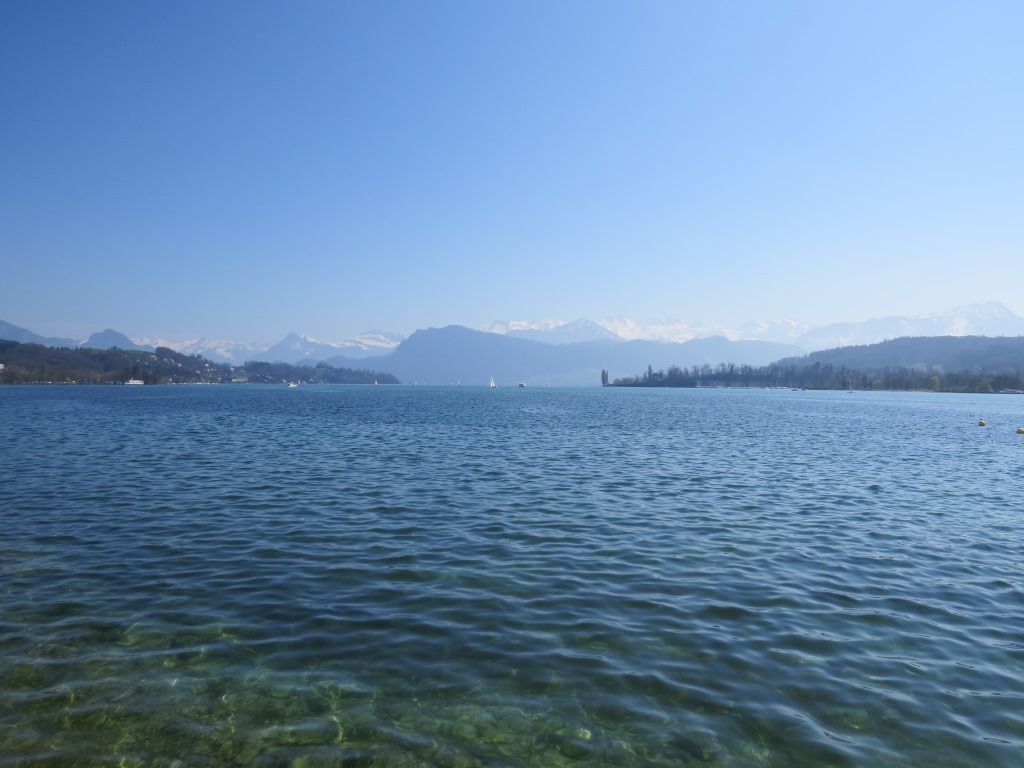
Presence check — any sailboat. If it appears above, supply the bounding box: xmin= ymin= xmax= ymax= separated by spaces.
xmin=489 ymin=377 xmax=496 ymax=389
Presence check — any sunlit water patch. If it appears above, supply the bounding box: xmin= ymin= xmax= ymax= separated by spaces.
xmin=2 ymin=385 xmax=1023 ymax=767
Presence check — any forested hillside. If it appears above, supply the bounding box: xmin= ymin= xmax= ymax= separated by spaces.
xmin=783 ymin=335 xmax=1024 ymax=373
xmin=610 ymin=336 xmax=1024 ymax=393
xmin=0 ymin=341 xmax=397 ymax=385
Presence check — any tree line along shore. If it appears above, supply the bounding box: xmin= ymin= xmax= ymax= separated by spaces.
xmin=0 ymin=340 xmax=397 ymax=385
xmin=604 ymin=335 xmax=1024 ymax=393
xmin=605 ymin=362 xmax=1024 ymax=394
xmin=5 ymin=334 xmax=1024 ymax=393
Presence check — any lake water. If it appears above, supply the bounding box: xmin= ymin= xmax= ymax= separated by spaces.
xmin=1 ymin=384 xmax=1022 ymax=767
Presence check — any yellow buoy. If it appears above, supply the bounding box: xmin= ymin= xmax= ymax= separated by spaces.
xmin=978 ymin=419 xmax=986 ymax=427
xmin=1017 ymin=427 xmax=1024 ymax=434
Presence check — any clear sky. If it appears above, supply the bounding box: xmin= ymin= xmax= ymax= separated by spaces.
xmin=3 ymin=1 xmax=1022 ymax=342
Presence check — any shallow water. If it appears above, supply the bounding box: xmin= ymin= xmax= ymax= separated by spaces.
xmin=1 ymin=385 xmax=1022 ymax=767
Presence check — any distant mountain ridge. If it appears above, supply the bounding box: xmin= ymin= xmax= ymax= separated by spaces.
xmin=485 ymin=318 xmax=622 ymax=344
xmin=368 ymin=325 xmax=803 ymax=386
xmin=795 ymin=302 xmax=1024 ymax=350
xmin=132 ymin=330 xmax=405 ymax=364
xmin=596 ymin=317 xmax=813 ymax=345
xmin=0 ymin=319 xmax=79 ymax=348
xmin=3 ymin=303 xmax=1023 ymax=377
xmin=262 ymin=331 xmax=403 ymax=364
xmin=83 ymin=329 xmax=153 ymax=351
xmin=489 ymin=303 xmax=1024 ymax=351
xmin=0 ymin=321 xmax=405 ymax=365
xmin=782 ymin=335 xmax=1024 ymax=374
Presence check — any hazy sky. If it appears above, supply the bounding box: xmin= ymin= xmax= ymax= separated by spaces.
xmin=3 ymin=1 xmax=1022 ymax=342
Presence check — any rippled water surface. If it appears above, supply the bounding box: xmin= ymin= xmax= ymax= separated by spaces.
xmin=2 ymin=385 xmax=1023 ymax=767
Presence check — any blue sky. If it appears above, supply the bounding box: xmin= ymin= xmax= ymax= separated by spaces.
xmin=3 ymin=1 xmax=1022 ymax=342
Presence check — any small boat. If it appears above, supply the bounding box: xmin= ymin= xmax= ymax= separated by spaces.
xmin=518 ymin=383 xmax=526 ymax=388
xmin=288 ymin=382 xmax=299 ymax=388
xmin=489 ymin=377 xmax=496 ymax=388
xmin=125 ymin=378 xmax=144 ymax=385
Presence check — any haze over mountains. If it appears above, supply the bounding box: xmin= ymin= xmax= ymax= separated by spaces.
xmin=3 ymin=303 xmax=1024 ymax=385
xmin=487 ymin=303 xmax=1024 ymax=348
xmin=359 ymin=327 xmax=802 ymax=387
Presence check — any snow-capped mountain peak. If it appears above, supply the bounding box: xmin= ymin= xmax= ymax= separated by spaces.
xmin=796 ymin=302 xmax=1024 ymax=351
xmin=128 ymin=329 xmax=404 ymax=364
xmin=483 ymin=319 xmax=566 ymax=335
xmin=484 ymin=319 xmax=622 ymax=344
xmin=597 ymin=317 xmax=742 ymax=344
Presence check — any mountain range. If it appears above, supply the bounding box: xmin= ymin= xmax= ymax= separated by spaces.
xmin=134 ymin=330 xmax=404 ymax=363
xmin=0 ymin=319 xmax=404 ymax=364
xmin=320 ymin=326 xmax=803 ymax=386
xmin=3 ymin=302 xmax=1024 ymax=385
xmin=0 ymin=322 xmax=145 ymax=352
xmin=490 ymin=302 xmax=1024 ymax=348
